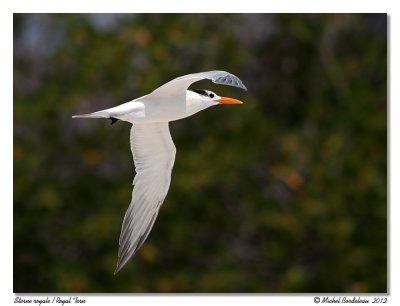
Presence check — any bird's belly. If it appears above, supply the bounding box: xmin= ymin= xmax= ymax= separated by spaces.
xmin=134 ymin=109 xmax=190 ymax=123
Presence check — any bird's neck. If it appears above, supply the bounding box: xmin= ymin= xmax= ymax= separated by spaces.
xmin=185 ymin=90 xmax=214 ymax=117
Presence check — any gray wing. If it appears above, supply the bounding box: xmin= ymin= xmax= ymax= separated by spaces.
xmin=115 ymin=122 xmax=176 ymax=274
xmin=150 ymin=70 xmax=247 ymax=97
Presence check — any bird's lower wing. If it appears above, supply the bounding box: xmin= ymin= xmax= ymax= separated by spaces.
xmin=150 ymin=70 xmax=247 ymax=97
xmin=115 ymin=122 xmax=176 ymax=274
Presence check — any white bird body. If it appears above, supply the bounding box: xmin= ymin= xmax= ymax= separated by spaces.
xmin=72 ymin=70 xmax=246 ymax=274
xmin=75 ymin=89 xmax=226 ymax=123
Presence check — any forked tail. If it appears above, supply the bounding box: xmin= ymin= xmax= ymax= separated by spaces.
xmin=72 ymin=110 xmax=109 ymax=119
xmin=72 ymin=110 xmax=119 ymax=124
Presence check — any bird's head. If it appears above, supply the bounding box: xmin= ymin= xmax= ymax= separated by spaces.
xmin=191 ymin=89 xmax=243 ymax=106
xmin=184 ymin=89 xmax=243 ymax=118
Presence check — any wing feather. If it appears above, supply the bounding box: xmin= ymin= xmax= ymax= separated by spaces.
xmin=150 ymin=70 xmax=247 ymax=97
xmin=114 ymin=122 xmax=176 ymax=274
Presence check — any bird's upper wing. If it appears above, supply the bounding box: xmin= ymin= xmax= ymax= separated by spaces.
xmin=150 ymin=70 xmax=247 ymax=97
xmin=115 ymin=122 xmax=176 ymax=274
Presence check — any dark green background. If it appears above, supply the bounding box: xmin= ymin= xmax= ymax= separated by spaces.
xmin=13 ymin=13 xmax=387 ymax=293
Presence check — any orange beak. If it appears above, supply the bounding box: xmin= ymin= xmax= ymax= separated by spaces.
xmin=216 ymin=96 xmax=243 ymax=105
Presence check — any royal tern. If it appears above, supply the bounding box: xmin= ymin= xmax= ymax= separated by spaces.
xmin=72 ymin=70 xmax=247 ymax=274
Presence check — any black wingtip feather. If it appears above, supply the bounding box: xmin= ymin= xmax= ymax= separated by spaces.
xmin=110 ymin=117 xmax=119 ymax=125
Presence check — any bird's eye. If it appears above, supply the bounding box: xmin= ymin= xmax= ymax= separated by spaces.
xmin=209 ymin=93 xmax=215 ymax=98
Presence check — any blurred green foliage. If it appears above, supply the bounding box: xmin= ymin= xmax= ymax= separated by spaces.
xmin=13 ymin=13 xmax=387 ymax=293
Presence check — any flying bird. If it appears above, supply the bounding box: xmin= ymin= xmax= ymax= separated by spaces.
xmin=72 ymin=70 xmax=247 ymax=274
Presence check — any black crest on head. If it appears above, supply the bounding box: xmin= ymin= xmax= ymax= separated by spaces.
xmin=192 ymin=89 xmax=215 ymax=98
xmin=193 ymin=89 xmax=209 ymax=97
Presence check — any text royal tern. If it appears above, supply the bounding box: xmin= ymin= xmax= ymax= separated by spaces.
xmin=72 ymin=70 xmax=247 ymax=274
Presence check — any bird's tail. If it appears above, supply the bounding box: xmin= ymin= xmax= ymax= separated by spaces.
xmin=72 ymin=110 xmax=110 ymax=119
xmin=72 ymin=110 xmax=120 ymax=125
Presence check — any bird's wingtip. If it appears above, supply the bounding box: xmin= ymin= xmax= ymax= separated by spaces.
xmin=114 ymin=262 xmax=123 ymax=275
xmin=114 ymin=255 xmax=127 ymax=275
